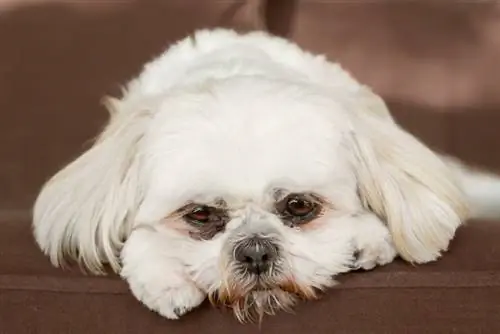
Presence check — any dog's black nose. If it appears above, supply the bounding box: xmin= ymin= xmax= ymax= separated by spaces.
xmin=234 ymin=238 xmax=278 ymax=275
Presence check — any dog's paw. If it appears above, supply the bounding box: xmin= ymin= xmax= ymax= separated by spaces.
xmin=350 ymin=217 xmax=397 ymax=271
xmin=120 ymin=228 xmax=206 ymax=320
xmin=153 ymin=284 xmax=206 ymax=319
xmin=127 ymin=276 xmax=206 ymax=320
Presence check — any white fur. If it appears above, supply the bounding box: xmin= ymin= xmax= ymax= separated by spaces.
xmin=444 ymin=156 xmax=500 ymax=220
xmin=120 ymin=226 xmax=206 ymax=319
xmin=32 ymin=29 xmax=500 ymax=320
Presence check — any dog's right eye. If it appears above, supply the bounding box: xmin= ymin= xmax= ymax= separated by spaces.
xmin=182 ymin=205 xmax=229 ymax=240
xmin=185 ymin=206 xmax=213 ymax=224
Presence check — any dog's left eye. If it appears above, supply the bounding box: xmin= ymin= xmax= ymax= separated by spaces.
xmin=276 ymin=193 xmax=321 ymax=225
xmin=286 ymin=197 xmax=315 ymax=217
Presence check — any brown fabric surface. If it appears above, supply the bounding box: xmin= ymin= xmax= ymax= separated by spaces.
xmin=1 ymin=217 xmax=500 ymax=333
xmin=0 ymin=0 xmax=265 ymax=211
xmin=1 ymin=0 xmax=500 ymax=333
xmin=267 ymin=0 xmax=500 ymax=170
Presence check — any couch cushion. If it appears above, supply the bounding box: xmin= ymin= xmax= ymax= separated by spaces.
xmin=0 ymin=0 xmax=265 ymax=212
xmin=266 ymin=0 xmax=500 ymax=170
xmin=1 ymin=216 xmax=499 ymax=333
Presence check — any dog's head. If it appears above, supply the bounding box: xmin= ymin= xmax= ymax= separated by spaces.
xmin=33 ymin=74 xmax=467 ymax=320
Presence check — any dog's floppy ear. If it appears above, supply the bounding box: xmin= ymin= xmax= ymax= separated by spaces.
xmin=33 ymin=98 xmax=151 ymax=274
xmin=350 ymin=90 xmax=468 ymax=263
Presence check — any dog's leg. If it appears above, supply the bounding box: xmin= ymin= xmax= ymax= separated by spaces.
xmin=120 ymin=227 xmax=206 ymax=319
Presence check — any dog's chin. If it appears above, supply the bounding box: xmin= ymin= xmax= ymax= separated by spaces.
xmin=209 ymin=278 xmax=319 ymax=323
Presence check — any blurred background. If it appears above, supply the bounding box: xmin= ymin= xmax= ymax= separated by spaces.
xmin=1 ymin=0 xmax=499 ymax=215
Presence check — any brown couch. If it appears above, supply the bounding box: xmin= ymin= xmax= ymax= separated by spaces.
xmin=1 ymin=1 xmax=499 ymax=332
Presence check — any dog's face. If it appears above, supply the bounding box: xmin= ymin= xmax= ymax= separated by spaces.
xmin=137 ymin=77 xmax=361 ymax=320
xmin=169 ymin=194 xmax=356 ymax=321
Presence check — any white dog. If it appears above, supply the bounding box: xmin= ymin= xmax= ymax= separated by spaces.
xmin=32 ymin=29 xmax=500 ymax=322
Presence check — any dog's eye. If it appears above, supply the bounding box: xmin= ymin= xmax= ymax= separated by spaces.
xmin=285 ymin=196 xmax=315 ymax=217
xmin=181 ymin=204 xmax=229 ymax=240
xmin=185 ymin=206 xmax=213 ymax=224
xmin=275 ymin=193 xmax=322 ymax=226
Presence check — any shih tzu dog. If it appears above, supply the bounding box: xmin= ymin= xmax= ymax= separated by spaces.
xmin=32 ymin=29 xmax=500 ymax=322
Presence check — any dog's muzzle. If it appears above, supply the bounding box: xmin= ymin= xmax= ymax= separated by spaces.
xmin=233 ymin=236 xmax=280 ymax=275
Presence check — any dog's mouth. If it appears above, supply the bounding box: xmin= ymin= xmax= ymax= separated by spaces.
xmin=209 ymin=287 xmax=297 ymax=323
xmin=209 ymin=279 xmax=320 ymax=323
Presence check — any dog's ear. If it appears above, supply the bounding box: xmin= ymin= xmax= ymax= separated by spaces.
xmin=350 ymin=91 xmax=468 ymax=263
xmin=33 ymin=98 xmax=151 ymax=274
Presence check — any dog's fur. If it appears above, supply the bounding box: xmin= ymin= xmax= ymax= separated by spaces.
xmin=32 ymin=29 xmax=500 ymax=322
